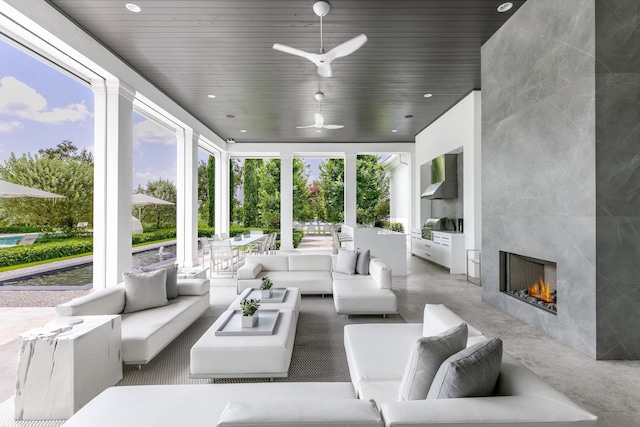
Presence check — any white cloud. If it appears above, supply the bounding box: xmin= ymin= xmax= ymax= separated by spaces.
xmin=0 ymin=76 xmax=92 ymax=124
xmin=133 ymin=119 xmax=176 ymax=147
xmin=0 ymin=120 xmax=23 ymax=132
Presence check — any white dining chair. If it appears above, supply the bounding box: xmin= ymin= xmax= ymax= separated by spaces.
xmin=210 ymin=240 xmax=237 ymax=277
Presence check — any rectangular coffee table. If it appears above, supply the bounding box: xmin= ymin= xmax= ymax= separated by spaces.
xmin=228 ymin=287 xmax=301 ymax=313
xmin=190 ymin=308 xmax=297 ymax=379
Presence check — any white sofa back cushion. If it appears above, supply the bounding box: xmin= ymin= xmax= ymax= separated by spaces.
xmin=176 ymin=279 xmax=210 ymax=296
xmin=217 ymin=399 xmax=383 ymax=427
xmin=369 ymin=259 xmax=392 ymax=289
xmin=237 ymin=263 xmax=262 ymax=279
xmin=423 ymin=304 xmax=482 ymax=338
xmin=245 ymin=255 xmax=289 ymax=271
xmin=288 ymin=254 xmax=332 ymax=271
xmin=56 ymin=286 xmax=125 ymax=316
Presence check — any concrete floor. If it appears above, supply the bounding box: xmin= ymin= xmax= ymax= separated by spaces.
xmin=1 ymin=236 xmax=639 ymax=425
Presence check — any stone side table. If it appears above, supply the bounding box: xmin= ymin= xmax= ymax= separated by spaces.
xmin=14 ymin=315 xmax=122 ymax=420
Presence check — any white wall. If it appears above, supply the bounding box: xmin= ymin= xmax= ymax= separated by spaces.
xmin=384 ymin=154 xmax=411 ymax=233
xmin=414 ymin=91 xmax=482 ymax=260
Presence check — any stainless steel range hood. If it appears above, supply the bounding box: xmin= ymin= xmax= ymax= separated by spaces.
xmin=421 ymin=154 xmax=458 ymax=199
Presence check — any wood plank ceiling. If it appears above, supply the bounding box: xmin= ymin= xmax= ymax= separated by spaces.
xmin=47 ymin=0 xmax=526 ymax=144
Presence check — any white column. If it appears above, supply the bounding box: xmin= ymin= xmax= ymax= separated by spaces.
xmin=214 ymin=151 xmax=230 ymax=236
xmin=176 ymin=128 xmax=199 ymax=268
xmin=344 ymin=153 xmax=357 ymax=225
xmin=280 ymin=153 xmax=294 ymax=251
xmin=92 ymin=79 xmax=135 ymax=289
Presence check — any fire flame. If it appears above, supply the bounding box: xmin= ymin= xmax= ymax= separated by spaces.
xmin=528 ymin=277 xmax=554 ymax=303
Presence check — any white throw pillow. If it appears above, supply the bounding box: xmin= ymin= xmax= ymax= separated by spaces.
xmin=122 ymin=269 xmax=168 ymax=313
xmin=334 ymin=249 xmax=358 ymax=275
xmin=398 ymin=323 xmax=468 ymax=401
xmin=427 ymin=337 xmax=503 ymax=399
xmin=355 ymin=249 xmax=370 ymax=275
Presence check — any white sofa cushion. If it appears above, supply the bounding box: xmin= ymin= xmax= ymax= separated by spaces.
xmin=288 ymin=254 xmax=332 ymax=271
xmin=62 ymin=383 xmax=358 ymax=427
xmin=333 ymin=280 xmax=397 ymax=315
xmin=237 ymin=263 xmax=262 ymax=279
xmin=121 ymin=294 xmax=209 ymax=363
xmin=176 ymin=279 xmax=209 ymax=296
xmin=217 ymin=399 xmax=383 ymax=427
xmin=122 ymin=269 xmax=168 ymax=313
xmin=56 ymin=286 xmax=125 ymax=316
xmin=369 ymin=259 xmax=391 ymax=289
xmin=427 ymin=337 xmax=503 ymax=399
xmin=398 ymin=323 xmax=468 ymax=401
xmin=244 ymin=255 xmax=289 ymax=271
xmin=423 ymin=304 xmax=482 ymax=338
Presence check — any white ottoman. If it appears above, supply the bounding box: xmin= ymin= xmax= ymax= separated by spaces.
xmin=190 ymin=309 xmax=297 ymax=378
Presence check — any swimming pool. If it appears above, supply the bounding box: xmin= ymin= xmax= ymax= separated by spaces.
xmin=0 ymin=244 xmax=177 ymax=289
xmin=0 ymin=235 xmax=29 ymax=246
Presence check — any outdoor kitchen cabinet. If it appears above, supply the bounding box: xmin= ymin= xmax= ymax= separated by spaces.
xmin=412 ymin=231 xmax=465 ymax=275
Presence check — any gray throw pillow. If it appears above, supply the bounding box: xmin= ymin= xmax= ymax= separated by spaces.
xmin=122 ymin=268 xmax=168 ymax=313
xmin=142 ymin=264 xmax=179 ymax=299
xmin=355 ymin=249 xmax=370 ymax=275
xmin=398 ymin=323 xmax=468 ymax=401
xmin=334 ymin=249 xmax=358 ymax=275
xmin=427 ymin=337 xmax=503 ymax=399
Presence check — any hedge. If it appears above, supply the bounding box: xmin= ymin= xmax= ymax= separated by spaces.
xmin=0 ymin=238 xmax=93 ymax=267
xmin=132 ymin=229 xmax=176 ymax=245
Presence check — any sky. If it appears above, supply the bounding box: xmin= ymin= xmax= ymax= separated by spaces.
xmin=0 ymin=39 xmax=338 ymax=190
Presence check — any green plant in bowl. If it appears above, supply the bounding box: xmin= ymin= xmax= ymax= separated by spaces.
xmin=240 ymin=298 xmax=260 ymax=316
xmin=260 ymin=276 xmax=274 ymax=298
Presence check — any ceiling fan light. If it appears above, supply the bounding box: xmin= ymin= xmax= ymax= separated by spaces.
xmin=125 ymin=3 xmax=141 ymax=13
xmin=497 ymin=2 xmax=513 ymax=12
xmin=423 ymin=93 xmax=433 ymax=98
xmin=313 ymin=1 xmax=331 ymax=17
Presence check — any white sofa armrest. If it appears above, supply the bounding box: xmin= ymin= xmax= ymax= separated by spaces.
xmin=177 ymin=278 xmax=210 ymax=296
xmin=217 ymin=399 xmax=383 ymax=427
xmin=56 ymin=286 xmax=125 ymax=316
xmin=369 ymin=259 xmax=392 ymax=289
xmin=237 ymin=263 xmax=262 ymax=279
xmin=423 ymin=304 xmax=482 ymax=337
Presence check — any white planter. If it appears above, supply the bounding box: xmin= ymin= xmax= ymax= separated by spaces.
xmin=241 ymin=313 xmax=258 ymax=328
xmin=261 ymin=289 xmax=272 ymax=299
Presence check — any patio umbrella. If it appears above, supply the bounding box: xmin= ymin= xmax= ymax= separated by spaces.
xmin=0 ymin=179 xmax=66 ymax=199
xmin=132 ymin=193 xmax=175 ymax=220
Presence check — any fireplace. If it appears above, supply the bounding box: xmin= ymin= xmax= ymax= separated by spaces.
xmin=500 ymin=251 xmax=557 ymax=314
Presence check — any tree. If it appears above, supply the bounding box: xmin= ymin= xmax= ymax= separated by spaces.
xmin=137 ymin=178 xmax=177 ymax=228
xmin=197 ymin=159 xmax=209 ymax=224
xmin=0 ymin=142 xmax=93 ymax=232
xmin=207 ymin=155 xmax=215 ymax=227
xmin=257 ymin=159 xmax=280 ymax=228
xmin=243 ymin=158 xmax=262 ymax=227
xmin=229 ymin=158 xmax=234 ymax=222
xmin=308 ymin=182 xmax=326 ymax=222
xmin=319 ymin=158 xmax=344 ymax=223
xmin=356 ymin=155 xmax=388 ymax=225
xmin=292 ymin=158 xmax=312 ymax=222
xmin=231 ymin=158 xmax=243 ymax=223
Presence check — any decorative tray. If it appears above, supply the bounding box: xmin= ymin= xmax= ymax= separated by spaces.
xmin=214 ymin=309 xmax=280 ymax=336
xmin=244 ymin=288 xmax=288 ymax=303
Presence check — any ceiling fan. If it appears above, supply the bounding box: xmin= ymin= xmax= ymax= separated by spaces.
xmin=297 ymin=92 xmax=344 ymax=130
xmin=273 ymin=1 xmax=367 ymax=78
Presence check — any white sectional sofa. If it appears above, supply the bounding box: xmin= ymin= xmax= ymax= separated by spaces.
xmin=344 ymin=304 xmax=599 ymax=426
xmin=57 ymin=278 xmax=210 ymax=365
xmin=61 ymin=303 xmax=597 ymax=427
xmin=237 ymin=254 xmax=333 ymax=295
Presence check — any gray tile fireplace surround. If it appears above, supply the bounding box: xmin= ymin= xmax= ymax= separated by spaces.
xmin=481 ymin=0 xmax=640 ymax=359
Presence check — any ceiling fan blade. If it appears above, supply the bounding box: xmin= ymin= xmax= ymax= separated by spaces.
xmin=296 ymin=124 xmax=316 ymax=129
xmin=317 ymin=63 xmax=333 ymax=77
xmin=325 ymin=34 xmax=368 ymax=62
xmin=322 ymin=124 xmax=345 ymax=129
xmin=273 ymin=43 xmax=317 ymax=63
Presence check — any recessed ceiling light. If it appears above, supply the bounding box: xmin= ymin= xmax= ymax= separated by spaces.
xmin=391 ymin=130 xmax=398 ymax=133
xmin=423 ymin=93 xmax=433 ymax=98
xmin=207 ymin=94 xmax=216 ymax=99
xmin=316 ymin=130 xmax=322 ymax=133
xmin=240 ymin=130 xmax=246 ymax=133
xmin=225 ymin=138 xmax=235 ymax=144
xmin=497 ymin=2 xmax=513 ymax=12
xmin=404 ymin=114 xmax=414 ymax=119
xmin=125 ymin=3 xmax=141 ymax=12
xmin=226 ymin=114 xmax=235 ymax=119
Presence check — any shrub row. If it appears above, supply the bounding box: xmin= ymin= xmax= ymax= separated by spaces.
xmin=0 ymin=226 xmax=57 ymax=234
xmin=132 ymin=229 xmax=176 ymax=245
xmin=379 ymin=221 xmax=405 ymax=233
xmin=0 ymin=238 xmax=93 ymax=267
